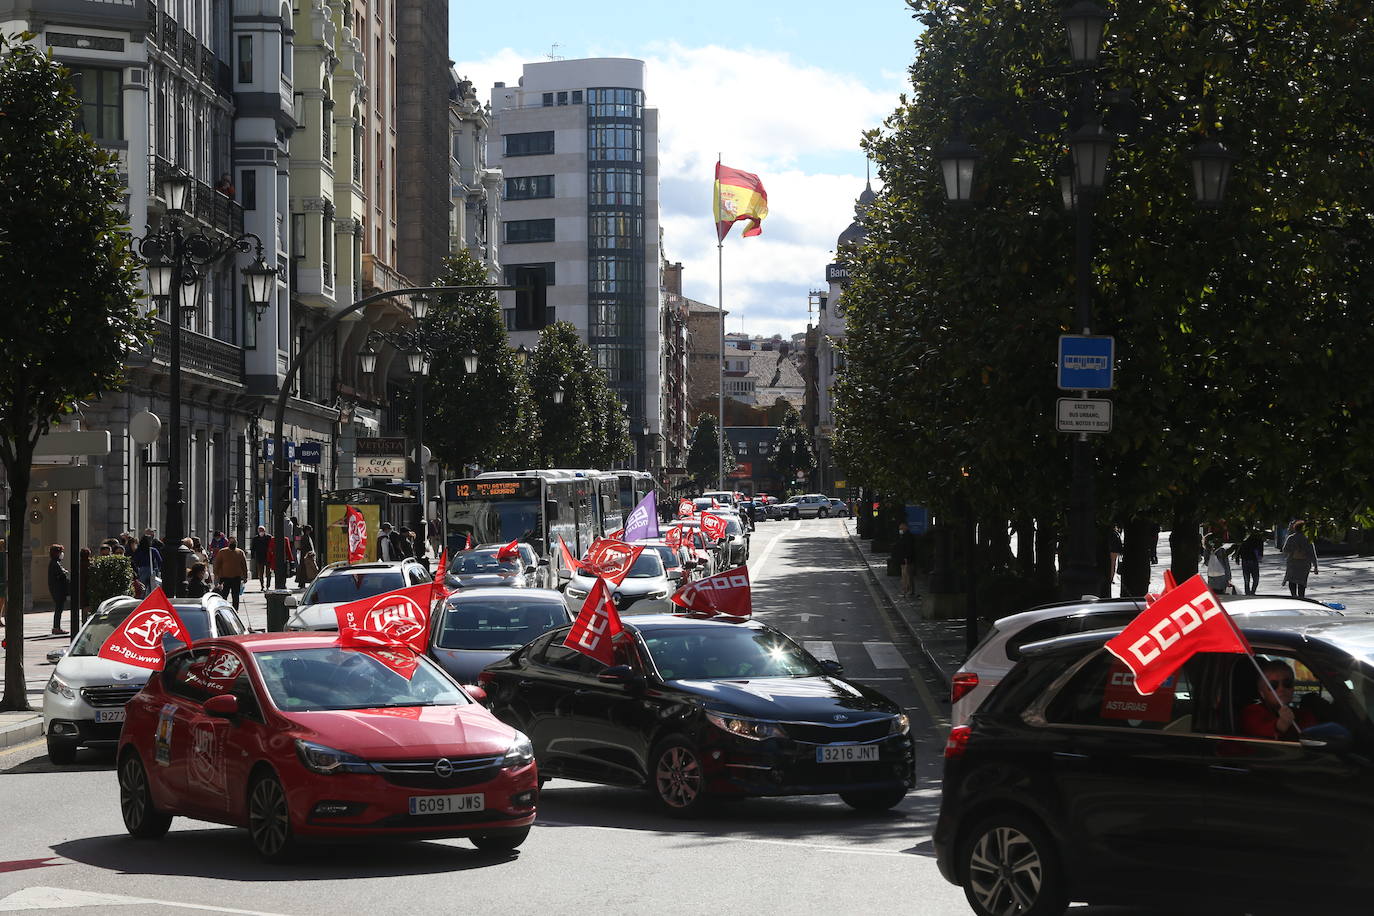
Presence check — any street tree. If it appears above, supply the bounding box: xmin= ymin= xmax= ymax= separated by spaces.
xmin=771 ymin=405 xmax=815 ymax=494
xmin=685 ymin=412 xmax=735 ymax=492
xmin=0 ymin=35 xmax=146 ymax=710
xmin=527 ymin=322 xmax=628 ymax=468
xmin=835 ymin=1 xmax=1374 ymax=592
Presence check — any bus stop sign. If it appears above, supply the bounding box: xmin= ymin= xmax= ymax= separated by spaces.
xmin=1058 ymin=335 xmax=1114 ymax=391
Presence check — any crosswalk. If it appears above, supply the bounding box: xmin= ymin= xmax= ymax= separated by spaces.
xmin=804 ymin=639 xmax=908 ymax=674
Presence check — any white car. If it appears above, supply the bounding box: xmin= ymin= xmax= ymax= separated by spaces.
xmin=284 ymin=559 xmax=431 ymax=631
xmin=951 ymin=594 xmax=1345 ymax=726
xmin=780 ymin=494 xmax=831 ymax=519
xmin=700 ymin=490 xmax=738 ymax=508
xmin=42 ymin=594 xmax=247 ymax=764
xmin=564 ymin=549 xmax=673 ymax=614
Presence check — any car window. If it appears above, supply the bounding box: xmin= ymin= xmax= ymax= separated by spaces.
xmin=625 ymin=551 xmax=665 ymax=579
xmin=1215 ymin=651 xmax=1355 ymax=738
xmin=450 ymin=552 xmax=520 ymax=575
xmin=304 ymin=571 xmax=405 ymax=604
xmin=1043 ymin=650 xmax=1199 ymax=732
xmin=540 ymin=639 xmax=606 ymax=676
xmin=642 ymin=628 xmax=822 ymax=681
xmin=165 ymin=647 xmax=251 ymax=706
xmin=653 ymin=546 xmax=681 ymax=570
xmin=1004 ymin=612 xmax=1138 ymax=661
xmin=254 ymin=647 xmax=468 ymax=711
xmin=213 ymin=606 xmax=245 ymax=636
xmin=435 ymin=599 xmax=569 ymax=651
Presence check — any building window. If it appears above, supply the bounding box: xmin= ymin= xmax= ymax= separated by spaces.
xmin=503 ymin=175 xmax=553 ymax=200
xmin=588 ymin=168 xmax=642 ymax=206
xmin=293 ymin=92 xmax=304 ymax=128
xmin=541 ymin=92 xmax=553 ymax=107
xmin=504 ymin=131 xmax=554 ymax=157
xmin=242 ymin=285 xmax=257 ymax=349
xmin=237 ymin=35 xmax=252 ymax=83
xmin=241 ymin=169 xmax=257 ymax=210
xmin=291 ymin=213 xmax=305 ymax=258
xmin=504 ymin=219 xmax=554 ymax=244
xmin=503 ymin=263 xmax=553 ymax=331
xmin=588 ymin=126 xmax=642 ymax=162
xmin=571 ymin=90 xmax=583 ymax=104
xmin=556 ymin=91 xmax=567 ymax=105
xmin=68 ymin=67 xmax=123 ymax=142
xmin=586 ymin=87 xmax=643 ymax=119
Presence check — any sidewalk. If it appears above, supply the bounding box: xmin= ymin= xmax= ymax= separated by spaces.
xmin=846 ymin=522 xmax=1374 ymax=689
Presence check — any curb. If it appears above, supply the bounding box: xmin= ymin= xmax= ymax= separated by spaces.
xmin=844 ymin=522 xmax=952 ymax=691
xmin=0 ymin=716 xmax=44 ymax=750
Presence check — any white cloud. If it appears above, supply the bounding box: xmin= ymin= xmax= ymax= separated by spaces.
xmin=453 ymin=42 xmax=904 ymax=336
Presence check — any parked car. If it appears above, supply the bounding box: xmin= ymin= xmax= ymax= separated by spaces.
xmin=951 ymin=594 xmax=1344 ymax=726
xmin=935 ymin=614 xmax=1374 ymax=914
xmin=638 ymin=539 xmax=690 ymax=587
xmin=444 ymin=548 xmax=529 ymax=590
xmin=699 ymin=491 xmax=738 ymax=508
xmin=564 ymin=549 xmax=673 ymax=613
xmin=479 ymin=615 xmax=913 ymax=814
xmin=284 ymin=560 xmax=432 ymax=631
xmin=428 ymin=588 xmax=573 ymax=684
xmin=43 ymin=594 xmax=248 ymax=764
xmin=826 ymin=498 xmax=852 ymax=518
xmin=475 ymin=542 xmax=548 ymax=589
xmin=116 ymin=633 xmax=537 ymax=859
xmin=720 ymin=516 xmax=750 ymax=566
xmin=779 ymin=494 xmax=832 ymax=519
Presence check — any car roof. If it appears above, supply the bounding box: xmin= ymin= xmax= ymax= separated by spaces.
xmin=994 ymin=594 xmax=1339 ymax=632
xmin=621 ymin=614 xmax=765 ymax=635
xmin=207 ymin=632 xmax=349 ymax=652
xmin=317 ymin=561 xmax=413 ymax=575
xmin=1018 ymin=614 xmax=1374 ymax=661
xmin=444 ymin=587 xmax=563 ymax=601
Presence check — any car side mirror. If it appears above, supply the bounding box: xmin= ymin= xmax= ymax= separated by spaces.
xmin=283 ymin=594 xmax=298 ymax=608
xmin=1300 ymin=721 xmax=1353 ymax=753
xmin=465 ymin=685 xmax=489 ymax=705
xmin=558 ymin=567 xmax=572 ymax=582
xmin=818 ymin=658 xmax=845 ymax=677
xmin=204 ymin=693 xmax=239 ymax=718
xmin=538 ymin=558 xmax=550 ymax=567
xmin=598 ymin=665 xmax=644 ymax=689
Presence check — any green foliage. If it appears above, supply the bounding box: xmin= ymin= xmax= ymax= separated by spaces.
xmin=685 ymin=412 xmax=735 ymax=491
xmin=0 ymin=34 xmax=146 ymax=709
xmin=88 ymin=555 xmax=134 ymax=609
xmin=771 ymin=405 xmax=815 ymax=489
xmin=421 ymin=250 xmax=531 ymax=470
xmin=836 ymin=1 xmax=1374 ymax=534
xmin=527 ymin=322 xmax=629 ymax=468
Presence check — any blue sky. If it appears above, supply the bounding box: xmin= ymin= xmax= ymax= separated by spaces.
xmin=451 ymin=0 xmax=923 ymax=336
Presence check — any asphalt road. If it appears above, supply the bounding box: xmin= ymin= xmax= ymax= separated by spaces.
xmin=0 ymin=520 xmax=975 ymax=915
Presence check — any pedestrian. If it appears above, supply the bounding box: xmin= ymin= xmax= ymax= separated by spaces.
xmin=48 ymin=544 xmax=70 ymax=635
xmin=250 ymin=525 xmax=270 ymax=590
xmin=399 ymin=526 xmax=418 ymax=560
xmin=1204 ymin=535 xmax=1232 ymax=594
xmin=378 ymin=522 xmax=398 ymax=561
xmin=184 ymin=562 xmax=211 ymax=599
xmin=297 ymin=524 xmax=315 ymax=559
xmin=265 ymin=535 xmax=293 ymax=587
xmin=214 ymin=173 xmax=234 ymax=198
xmin=1236 ymin=528 xmax=1265 ymax=595
xmin=1107 ymin=525 xmax=1124 ymax=595
xmin=427 ymin=516 xmax=443 ymax=557
xmin=208 ymin=530 xmax=228 ymax=560
xmin=211 ymin=536 xmax=249 ymax=610
xmin=1281 ymin=520 xmax=1318 ymax=598
xmin=296 ymin=549 xmax=318 ymax=587
xmin=98 ymin=543 xmax=111 ymax=557
xmin=131 ymin=534 xmax=162 ymax=594
xmin=893 ymin=521 xmax=917 ymax=598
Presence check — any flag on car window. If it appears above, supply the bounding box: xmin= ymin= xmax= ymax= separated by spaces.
xmin=429 ymin=548 xmax=450 ymax=607
xmin=584 ymin=539 xmax=644 ymax=586
xmin=558 ymin=536 xmax=583 ymax=572
xmin=678 ymin=498 xmax=695 ymax=519
xmin=338 ymin=627 xmax=420 ymax=680
xmin=1104 ymin=574 xmax=1251 ymax=695
xmin=671 ymin=566 xmax=751 ymax=619
xmin=564 ymin=577 xmax=625 ymax=666
xmin=496 ymin=539 xmax=521 ymax=560
xmin=98 ymin=588 xmax=192 ymax=670
xmin=699 ymin=512 xmax=729 ymax=541
xmin=334 ymin=582 xmax=436 ymax=653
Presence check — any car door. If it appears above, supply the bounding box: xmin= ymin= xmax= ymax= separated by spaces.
xmin=503 ymin=631 xmax=592 ymax=775
xmin=1035 ymin=650 xmax=1218 ymax=890
xmin=564 ymin=639 xmax=658 ymax=785
xmin=155 ymin=647 xmax=219 ymax=811
xmin=161 ymin=646 xmax=253 ymax=820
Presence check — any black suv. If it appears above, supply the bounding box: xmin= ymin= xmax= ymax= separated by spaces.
xmin=935 ymin=614 xmax=1374 ymax=915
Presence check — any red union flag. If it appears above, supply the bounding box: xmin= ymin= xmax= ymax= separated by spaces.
xmin=1105 ymin=574 xmax=1251 ymax=695
xmin=678 ymin=499 xmax=694 ymax=519
xmin=338 ymin=628 xmax=420 ymax=680
xmin=98 ymin=588 xmax=192 ymax=670
xmin=563 ymin=578 xmax=624 ymax=666
xmin=699 ymin=512 xmax=728 ymax=541
xmin=664 ymin=526 xmax=685 ymax=549
xmin=558 ymin=535 xmax=584 ymax=572
xmin=334 ymin=582 xmax=436 ymax=652
xmin=671 ymin=566 xmax=752 ymax=618
xmin=344 ymin=506 xmax=367 ymax=562
xmin=429 ymin=548 xmax=450 ymax=607
xmin=584 ymin=538 xmax=643 ymax=586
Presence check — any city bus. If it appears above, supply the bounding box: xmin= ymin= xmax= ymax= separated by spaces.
xmin=615 ymin=471 xmax=657 ymax=517
xmin=441 ymin=469 xmax=621 ymax=565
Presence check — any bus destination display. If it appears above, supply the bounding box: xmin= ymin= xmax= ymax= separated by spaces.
xmin=447 ymin=479 xmax=540 ymax=500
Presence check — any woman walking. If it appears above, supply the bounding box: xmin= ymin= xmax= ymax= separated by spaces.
xmin=1281 ymin=520 xmax=1319 ymax=598
xmin=48 ymin=545 xmax=70 ymax=635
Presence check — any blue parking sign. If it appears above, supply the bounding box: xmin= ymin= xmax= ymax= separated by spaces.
xmin=1058 ymin=335 xmax=1114 ymax=391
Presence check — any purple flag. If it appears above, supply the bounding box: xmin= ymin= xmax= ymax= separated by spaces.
xmin=623 ymin=491 xmax=660 ymax=542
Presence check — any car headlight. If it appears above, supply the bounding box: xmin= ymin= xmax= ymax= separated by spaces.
xmin=46 ymin=674 xmax=76 ymax=701
xmin=502 ymin=732 xmax=535 ymax=769
xmin=566 ymin=586 xmax=589 ymax=599
xmin=647 ymin=589 xmax=669 ymax=599
xmin=705 ymin=712 xmax=785 ymax=741
xmin=294 ymin=739 xmax=373 ymax=774
xmin=889 ymin=713 xmax=911 ymax=736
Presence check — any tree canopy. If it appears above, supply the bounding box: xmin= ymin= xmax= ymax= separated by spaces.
xmin=526 ymin=321 xmax=630 ymax=468
xmin=771 ymin=405 xmax=816 ymax=493
xmin=685 ymin=412 xmax=735 ymax=491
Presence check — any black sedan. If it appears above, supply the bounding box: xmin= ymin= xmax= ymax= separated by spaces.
xmin=445 ymin=547 xmax=529 ymax=589
xmin=477 ymin=615 xmax=913 ymax=814
xmin=428 ymin=587 xmax=573 ymax=684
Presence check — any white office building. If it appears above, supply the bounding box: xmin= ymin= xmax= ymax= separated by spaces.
xmin=488 ymin=58 xmax=663 ymax=466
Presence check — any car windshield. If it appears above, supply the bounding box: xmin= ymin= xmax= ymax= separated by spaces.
xmin=69 ymin=601 xmax=211 ymax=657
xmin=254 ymin=647 xmax=467 ymax=711
xmin=305 ymin=572 xmax=405 ymax=605
xmin=652 ymin=546 xmax=681 ymax=570
xmin=625 ymin=551 xmax=665 ymax=579
xmin=642 ymin=628 xmax=822 ymax=680
xmin=435 ymin=599 xmax=568 ymax=651
xmin=725 ymin=519 xmax=743 ymax=535
xmin=450 ymin=552 xmax=520 ymax=575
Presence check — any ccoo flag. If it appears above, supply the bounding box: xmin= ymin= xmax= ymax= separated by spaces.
xmin=714 ymin=162 xmax=769 ymax=241
xmin=623 ymin=491 xmax=659 ymax=542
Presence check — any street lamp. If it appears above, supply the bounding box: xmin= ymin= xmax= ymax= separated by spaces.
xmin=552 ymin=385 xmax=566 ymax=406
xmin=463 ymin=349 xmax=479 ymax=375
xmin=1069 ymin=120 xmax=1112 ymax=192
xmin=358 ymin=342 xmax=378 ymax=376
xmin=1189 ymin=139 xmax=1238 ymax=207
xmin=410 ymin=292 xmax=430 ymax=321
xmin=513 ymin=344 xmax=529 ymax=366
xmin=135 ymin=169 xmax=274 ymax=589
xmin=1062 ymin=1 xmax=1109 ymax=66
xmin=406 ymin=350 xmax=426 ymax=376
xmin=935 ymin=138 xmax=982 ymax=204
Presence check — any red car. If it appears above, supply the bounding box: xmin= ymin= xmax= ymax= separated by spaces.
xmin=116 ymin=633 xmax=538 ymax=860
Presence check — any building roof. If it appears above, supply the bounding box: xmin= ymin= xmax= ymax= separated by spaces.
xmin=836 ymin=180 xmax=875 ymax=248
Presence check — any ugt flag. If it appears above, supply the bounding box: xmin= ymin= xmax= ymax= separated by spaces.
xmin=1104 ymin=574 xmax=1251 ymax=695
xmin=564 ymin=578 xmax=625 ymax=666
xmin=623 ymin=491 xmax=659 ymax=542
xmin=671 ymin=566 xmax=752 ymax=619
xmin=98 ymin=588 xmax=192 ymax=670
xmin=334 ymin=582 xmax=437 ymax=653
xmin=714 ymin=162 xmax=769 ymax=240
xmin=345 ymin=505 xmax=367 ymax=562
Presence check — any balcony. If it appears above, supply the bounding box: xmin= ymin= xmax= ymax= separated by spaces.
xmin=149 ymin=319 xmax=243 ymax=383
xmin=149 ymin=156 xmax=245 ymax=239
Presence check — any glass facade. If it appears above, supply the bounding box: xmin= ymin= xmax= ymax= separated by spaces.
xmin=586 ymin=87 xmax=647 ymax=425
xmin=504 ymin=175 xmax=554 ymax=200
xmin=70 ymin=67 xmax=123 ymax=142
xmin=505 ymin=218 xmax=555 ymax=244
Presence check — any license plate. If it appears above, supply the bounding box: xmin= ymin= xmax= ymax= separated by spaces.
xmin=817 ymin=745 xmax=878 ymax=763
xmin=408 ymin=793 xmax=485 ymax=816
xmin=94 ymin=708 xmax=126 ymax=724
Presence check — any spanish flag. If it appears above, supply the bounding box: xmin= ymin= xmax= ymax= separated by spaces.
xmin=714 ymin=162 xmax=769 ymax=241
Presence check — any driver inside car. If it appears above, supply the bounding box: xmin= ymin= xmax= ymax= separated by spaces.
xmin=1239 ymin=658 xmax=1318 ymax=740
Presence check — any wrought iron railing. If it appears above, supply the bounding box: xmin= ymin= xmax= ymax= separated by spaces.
xmin=149 ymin=156 xmax=244 ymax=238
xmin=150 ymin=319 xmax=243 ymax=382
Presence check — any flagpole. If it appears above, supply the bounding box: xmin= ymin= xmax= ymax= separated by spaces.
xmin=717 ymin=152 xmax=726 ymax=492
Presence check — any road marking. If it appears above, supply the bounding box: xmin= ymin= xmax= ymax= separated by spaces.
xmin=862 ymin=641 xmax=906 ymax=669
xmin=0 ymin=887 xmax=292 ymax=915
xmin=534 ymin=821 xmax=913 ymax=857
xmin=748 ymin=523 xmax=787 ymax=583
xmin=792 ymin=521 xmax=801 ymax=532
xmin=804 ymin=640 xmax=838 ymax=662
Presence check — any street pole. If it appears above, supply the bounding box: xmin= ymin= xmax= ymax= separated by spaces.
xmin=165 ymin=253 xmax=185 ymax=576
xmin=413 ymin=376 xmax=425 ymax=552
xmin=717 ymin=240 xmax=725 ymax=492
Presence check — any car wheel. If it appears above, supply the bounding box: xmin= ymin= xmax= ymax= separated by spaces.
xmin=960 ymin=811 xmax=1067 ymax=916
xmin=46 ymin=735 xmax=77 ymax=766
xmin=248 ymin=771 xmax=297 ymax=862
xmin=118 ymin=750 xmax=172 ymax=839
xmin=471 ymin=826 xmax=530 ymax=852
xmin=819 ymin=508 xmax=830 ymax=518
xmin=650 ymin=735 xmax=709 ymax=816
xmin=839 ymin=786 xmax=907 ymax=812
xmin=790 ymin=509 xmax=800 ymax=520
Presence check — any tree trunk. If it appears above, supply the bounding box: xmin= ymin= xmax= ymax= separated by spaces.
xmin=984 ymin=519 xmax=1013 ymax=572
xmin=2 ymin=450 xmax=33 ymax=711
xmin=1034 ymin=519 xmax=1058 ymax=590
xmin=1014 ymin=516 xmax=1035 ymax=579
xmin=1169 ymin=506 xmax=1201 ymax=584
xmin=1120 ymin=516 xmax=1156 ymax=597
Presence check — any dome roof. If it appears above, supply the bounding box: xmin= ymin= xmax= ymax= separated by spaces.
xmin=836 ymin=180 xmax=875 ymax=249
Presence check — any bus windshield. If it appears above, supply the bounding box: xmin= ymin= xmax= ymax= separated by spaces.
xmin=445 ymin=478 xmax=542 ymax=550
